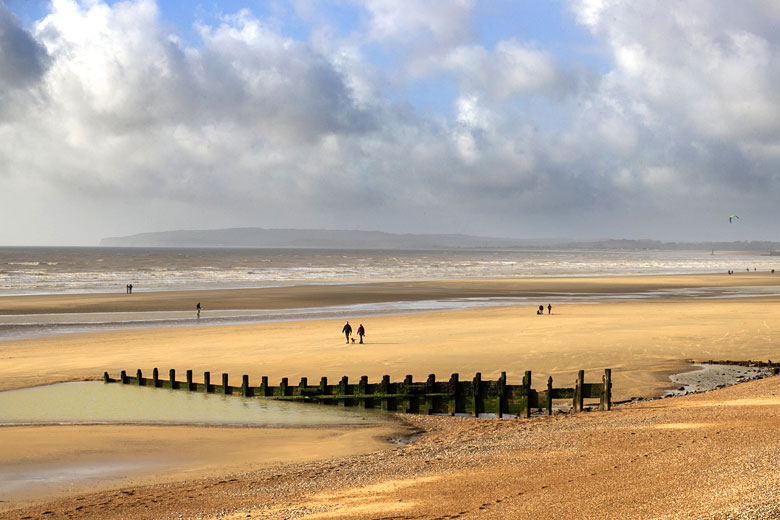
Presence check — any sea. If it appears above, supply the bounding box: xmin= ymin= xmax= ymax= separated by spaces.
xmin=1 ymin=246 xmax=779 ymax=340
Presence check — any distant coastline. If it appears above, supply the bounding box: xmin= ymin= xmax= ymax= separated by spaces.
xmin=99 ymin=227 xmax=780 ymax=252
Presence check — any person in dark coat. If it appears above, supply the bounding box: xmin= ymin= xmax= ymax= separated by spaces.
xmin=342 ymin=321 xmax=352 ymax=343
xmin=547 ymin=304 xmax=552 ymax=315
xmin=357 ymin=324 xmax=365 ymax=344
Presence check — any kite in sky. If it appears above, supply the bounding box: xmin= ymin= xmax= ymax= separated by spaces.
xmin=729 ymin=214 xmax=739 ymax=223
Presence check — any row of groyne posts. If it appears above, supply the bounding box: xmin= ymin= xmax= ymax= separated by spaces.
xmin=104 ymin=368 xmax=612 ymax=417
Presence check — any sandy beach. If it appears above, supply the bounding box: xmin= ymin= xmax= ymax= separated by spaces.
xmin=2 ymin=273 xmax=780 ymax=518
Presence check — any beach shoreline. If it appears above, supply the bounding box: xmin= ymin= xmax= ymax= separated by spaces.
xmin=2 ymin=273 xmax=780 ymax=517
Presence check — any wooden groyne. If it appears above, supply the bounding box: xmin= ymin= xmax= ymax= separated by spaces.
xmin=103 ymin=369 xmax=612 ymax=417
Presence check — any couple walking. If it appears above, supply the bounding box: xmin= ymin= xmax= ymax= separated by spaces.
xmin=342 ymin=321 xmax=366 ymax=344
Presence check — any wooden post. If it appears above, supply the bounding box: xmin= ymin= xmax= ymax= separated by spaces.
xmin=103 ymin=372 xmax=109 ymax=383
xmin=222 ymin=373 xmax=229 ymax=394
xmin=546 ymin=376 xmax=553 ymax=416
xmin=403 ymin=374 xmax=414 ymax=413
xmin=472 ymin=372 xmax=482 ymax=417
xmin=153 ymin=368 xmax=159 ymax=388
xmin=280 ymin=377 xmax=289 ymax=397
xmin=358 ymin=376 xmax=368 ymax=408
xmin=603 ymin=369 xmax=612 ymax=411
xmin=298 ymin=377 xmax=308 ymax=398
xmin=204 ymin=371 xmax=211 ymax=392
xmin=318 ymin=377 xmax=327 ymax=400
xmin=523 ymin=370 xmax=532 ymax=419
xmin=260 ymin=376 xmax=269 ymax=397
xmin=186 ymin=370 xmax=193 ymax=391
xmin=424 ymin=374 xmax=436 ymax=414
xmin=242 ymin=375 xmax=250 ymax=397
xmin=136 ymin=369 xmax=143 ymax=385
xmin=380 ymin=375 xmax=390 ymax=411
xmin=497 ymin=371 xmax=506 ymax=419
xmin=120 ymin=370 xmax=127 ymax=384
xmin=338 ymin=376 xmax=348 ymax=406
xmin=574 ymin=370 xmax=585 ymax=412
xmin=169 ymin=369 xmax=176 ymax=389
xmin=448 ymin=373 xmax=459 ymax=416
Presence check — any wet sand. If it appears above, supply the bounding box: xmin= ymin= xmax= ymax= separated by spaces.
xmin=2 ymin=273 xmax=780 ymax=517
xmin=0 ymin=423 xmax=407 ymax=510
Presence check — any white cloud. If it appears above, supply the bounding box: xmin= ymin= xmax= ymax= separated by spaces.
xmin=362 ymin=0 xmax=474 ymax=47
xmin=443 ymin=40 xmax=569 ymax=98
xmin=2 ymin=0 xmax=780 ymax=244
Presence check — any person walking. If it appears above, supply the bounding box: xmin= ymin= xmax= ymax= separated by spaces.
xmin=357 ymin=324 xmax=365 ymax=344
xmin=547 ymin=304 xmax=552 ymax=315
xmin=342 ymin=321 xmax=352 ymax=343
xmin=196 ymin=302 xmax=201 ymax=319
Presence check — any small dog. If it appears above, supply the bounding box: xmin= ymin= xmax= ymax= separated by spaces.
xmin=350 ymin=337 xmax=356 ymax=344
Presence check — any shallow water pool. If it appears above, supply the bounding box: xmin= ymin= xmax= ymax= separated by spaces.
xmin=0 ymin=381 xmax=389 ymax=426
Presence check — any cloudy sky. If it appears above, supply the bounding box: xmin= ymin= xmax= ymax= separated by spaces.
xmin=1 ymin=0 xmax=779 ymax=245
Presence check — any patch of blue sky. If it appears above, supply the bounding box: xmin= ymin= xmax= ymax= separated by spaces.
xmin=474 ymin=0 xmax=610 ymax=74
xmin=4 ymin=0 xmax=50 ymax=26
xmin=397 ymin=77 xmax=460 ymax=120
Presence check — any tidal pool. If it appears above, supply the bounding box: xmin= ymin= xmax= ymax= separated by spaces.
xmin=0 ymin=381 xmax=390 ymax=426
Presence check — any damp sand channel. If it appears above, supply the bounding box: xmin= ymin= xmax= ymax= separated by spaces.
xmin=0 ymin=382 xmax=401 ymax=508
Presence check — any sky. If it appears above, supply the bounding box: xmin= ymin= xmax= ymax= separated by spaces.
xmin=1 ymin=0 xmax=779 ymax=245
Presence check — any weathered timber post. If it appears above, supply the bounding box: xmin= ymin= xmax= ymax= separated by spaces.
xmin=574 ymin=370 xmax=585 ymax=412
xmin=222 ymin=373 xmax=230 ymax=394
xmin=403 ymin=374 xmax=414 ymax=413
xmin=472 ymin=372 xmax=482 ymax=417
xmin=204 ymin=371 xmax=211 ymax=392
xmin=380 ymin=375 xmax=391 ymax=411
xmin=358 ymin=376 xmax=368 ymax=408
xmin=601 ymin=369 xmax=612 ymax=411
xmin=120 ymin=370 xmax=127 ymax=384
xmin=153 ymin=368 xmax=160 ymax=388
xmin=523 ymin=370 xmax=532 ymax=418
xmin=260 ymin=376 xmax=269 ymax=397
xmin=103 ymin=372 xmax=110 ymax=383
xmin=448 ymin=373 xmax=459 ymax=416
xmin=242 ymin=375 xmax=250 ymax=397
xmin=546 ymin=376 xmax=553 ymax=416
xmin=497 ymin=372 xmax=506 ymax=419
xmin=424 ymin=374 xmax=436 ymax=414
xmin=186 ymin=370 xmax=194 ymax=391
xmin=298 ymin=377 xmax=308 ymax=398
xmin=338 ymin=376 xmax=349 ymax=406
xmin=136 ymin=369 xmax=143 ymax=385
xmin=280 ymin=377 xmax=289 ymax=397
xmin=318 ymin=377 xmax=327 ymax=400
xmin=169 ymin=369 xmax=176 ymax=389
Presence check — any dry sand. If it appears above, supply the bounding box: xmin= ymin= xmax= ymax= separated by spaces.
xmin=2 ymin=273 xmax=780 ymax=518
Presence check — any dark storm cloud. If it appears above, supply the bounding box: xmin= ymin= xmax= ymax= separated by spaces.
xmin=0 ymin=2 xmax=48 ymax=89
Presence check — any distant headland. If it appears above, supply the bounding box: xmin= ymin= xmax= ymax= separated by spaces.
xmin=100 ymin=227 xmax=780 ymax=252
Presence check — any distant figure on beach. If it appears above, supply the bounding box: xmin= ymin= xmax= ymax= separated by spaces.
xmin=342 ymin=321 xmax=352 ymax=343
xmin=128 ymin=283 xmax=133 ymax=294
xmin=196 ymin=302 xmax=201 ymax=319
xmin=357 ymin=324 xmax=365 ymax=344
xmin=547 ymin=304 xmax=552 ymax=315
